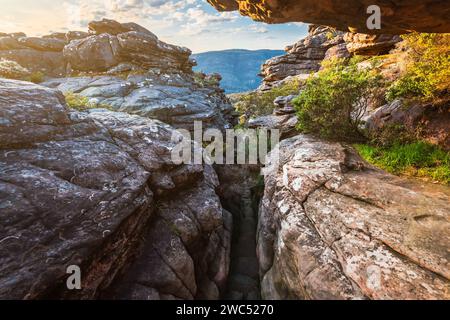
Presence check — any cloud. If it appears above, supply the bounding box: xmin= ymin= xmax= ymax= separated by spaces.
xmin=179 ymin=7 xmax=239 ymax=35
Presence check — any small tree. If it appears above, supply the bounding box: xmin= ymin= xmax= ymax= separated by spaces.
xmin=293 ymin=57 xmax=381 ymax=141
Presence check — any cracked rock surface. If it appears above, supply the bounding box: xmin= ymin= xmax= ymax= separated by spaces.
xmin=258 ymin=134 xmax=450 ymax=299
xmin=43 ymin=72 xmax=234 ymax=132
xmin=0 ymin=79 xmax=230 ymax=299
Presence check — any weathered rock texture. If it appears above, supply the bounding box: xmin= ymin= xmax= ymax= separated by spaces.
xmin=63 ymin=27 xmax=193 ymax=73
xmin=43 ymin=72 xmax=234 ymax=132
xmin=366 ymin=99 xmax=450 ymax=150
xmin=259 ymin=26 xmax=342 ymax=90
xmin=61 ymin=19 xmax=192 ymax=74
xmin=1 ymin=19 xmax=234 ymax=131
xmin=259 ymin=25 xmax=400 ymax=90
xmin=344 ymin=33 xmax=402 ymax=55
xmin=0 ymin=79 xmax=231 ymax=300
xmin=207 ymin=0 xmax=450 ymax=34
xmin=258 ymin=134 xmax=450 ymax=299
xmin=0 ymin=32 xmax=66 ymax=77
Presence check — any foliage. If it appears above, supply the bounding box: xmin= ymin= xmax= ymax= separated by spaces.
xmin=27 ymin=71 xmax=45 ymax=84
xmin=193 ymin=72 xmax=220 ymax=87
xmin=234 ymin=80 xmax=302 ymax=124
xmin=355 ymin=142 xmax=450 ymax=184
xmin=64 ymin=92 xmax=113 ymax=111
xmin=293 ymin=57 xmax=382 ymax=141
xmin=386 ymin=33 xmax=450 ymax=102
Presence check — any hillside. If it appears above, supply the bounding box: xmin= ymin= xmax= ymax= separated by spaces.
xmin=192 ymin=49 xmax=284 ymax=93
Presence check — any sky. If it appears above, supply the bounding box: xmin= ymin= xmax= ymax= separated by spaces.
xmin=0 ymin=0 xmax=308 ymax=53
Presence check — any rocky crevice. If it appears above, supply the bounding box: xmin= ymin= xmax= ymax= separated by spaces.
xmin=214 ymin=165 xmax=264 ymax=300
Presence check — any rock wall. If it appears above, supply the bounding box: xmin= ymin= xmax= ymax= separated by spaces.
xmin=207 ymin=0 xmax=450 ymax=34
xmin=259 ymin=25 xmax=400 ymax=90
xmin=0 ymin=79 xmax=231 ymax=300
xmin=258 ymin=134 xmax=450 ymax=299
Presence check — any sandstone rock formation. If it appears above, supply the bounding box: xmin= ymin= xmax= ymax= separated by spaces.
xmin=63 ymin=27 xmax=193 ymax=74
xmin=0 ymin=79 xmax=231 ymax=300
xmin=0 ymin=18 xmax=234 ymax=132
xmin=258 ymin=134 xmax=450 ymax=299
xmin=207 ymin=0 xmax=450 ymax=34
xmin=0 ymin=32 xmax=66 ymax=77
xmin=259 ymin=25 xmax=400 ymax=90
xmin=60 ymin=19 xmax=193 ymax=74
xmin=344 ymin=33 xmax=402 ymax=56
xmin=259 ymin=26 xmax=342 ymax=90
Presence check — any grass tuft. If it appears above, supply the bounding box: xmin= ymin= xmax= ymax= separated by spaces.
xmin=64 ymin=92 xmax=114 ymax=112
xmin=355 ymin=142 xmax=450 ymax=184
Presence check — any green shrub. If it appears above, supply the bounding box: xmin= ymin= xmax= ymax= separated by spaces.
xmin=64 ymin=92 xmax=113 ymax=111
xmin=193 ymin=72 xmax=220 ymax=87
xmin=386 ymin=33 xmax=450 ymax=102
xmin=355 ymin=142 xmax=450 ymax=184
xmin=0 ymin=59 xmax=31 ymax=80
xmin=293 ymin=57 xmax=382 ymax=141
xmin=234 ymin=80 xmax=302 ymax=124
xmin=27 ymin=71 xmax=45 ymax=84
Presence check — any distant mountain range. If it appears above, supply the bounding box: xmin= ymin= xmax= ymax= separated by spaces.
xmin=192 ymin=49 xmax=284 ymax=93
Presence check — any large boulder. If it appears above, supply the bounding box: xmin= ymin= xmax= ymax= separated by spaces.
xmin=0 ymin=79 xmax=231 ymax=299
xmin=63 ymin=34 xmax=121 ymax=72
xmin=207 ymin=0 xmax=450 ymax=34
xmin=258 ymin=134 xmax=450 ymax=299
xmin=63 ymin=21 xmax=191 ymax=74
xmin=116 ymin=31 xmax=192 ymax=72
xmin=1 ymin=19 xmax=194 ymax=78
